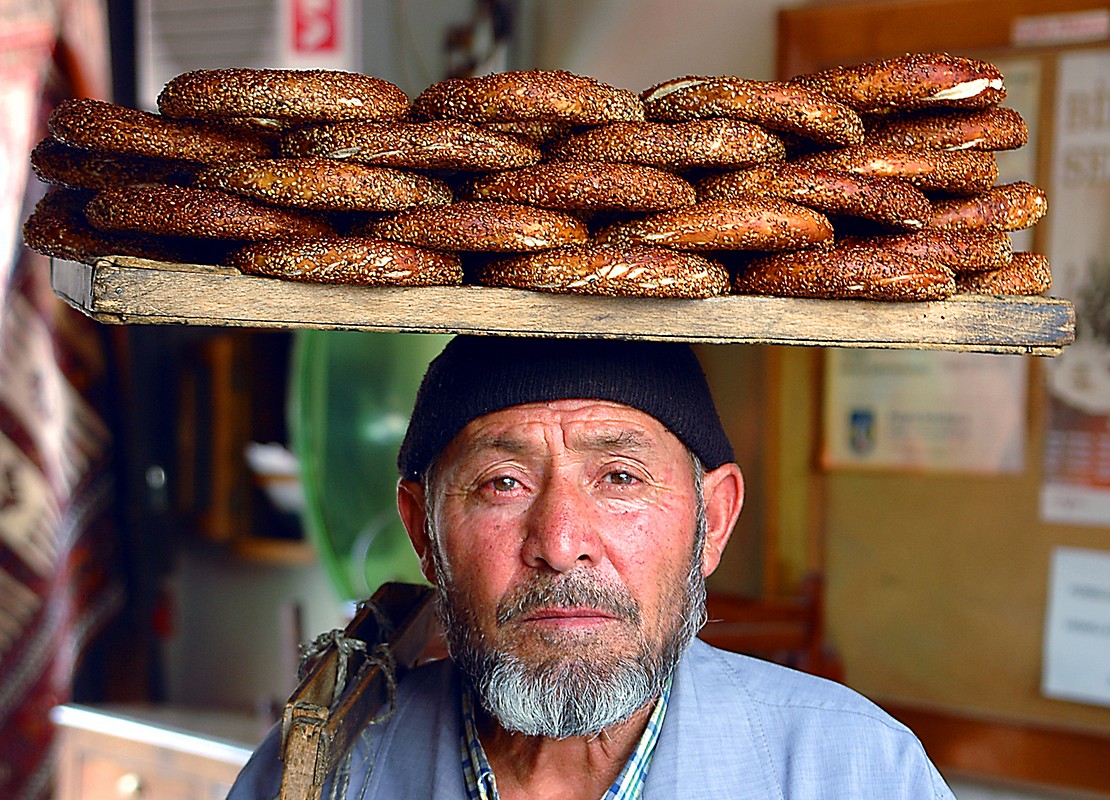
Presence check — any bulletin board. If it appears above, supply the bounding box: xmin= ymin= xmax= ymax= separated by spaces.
xmin=776 ymin=0 xmax=1110 ymax=793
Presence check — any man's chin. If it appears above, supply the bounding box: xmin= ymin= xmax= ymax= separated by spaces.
xmin=475 ymin=654 xmax=658 ymax=739
xmin=502 ymin=632 xmax=640 ymax=667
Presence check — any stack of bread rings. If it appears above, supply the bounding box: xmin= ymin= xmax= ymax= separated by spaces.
xmin=24 ymin=53 xmax=1051 ymax=301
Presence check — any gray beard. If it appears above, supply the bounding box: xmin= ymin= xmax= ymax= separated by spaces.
xmin=430 ymin=509 xmax=708 ymax=739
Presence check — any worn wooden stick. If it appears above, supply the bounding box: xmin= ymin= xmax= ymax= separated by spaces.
xmin=279 ymin=582 xmax=437 ymax=800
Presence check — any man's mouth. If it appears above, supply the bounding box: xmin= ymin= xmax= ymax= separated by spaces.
xmin=495 ymin=574 xmax=641 ymax=628
xmin=519 ymin=606 xmax=621 ymax=625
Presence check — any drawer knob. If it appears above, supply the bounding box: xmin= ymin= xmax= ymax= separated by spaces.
xmin=116 ymin=772 xmax=143 ymax=796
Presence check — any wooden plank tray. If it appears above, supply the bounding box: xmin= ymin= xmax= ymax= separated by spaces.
xmin=51 ymin=255 xmax=1076 ymax=355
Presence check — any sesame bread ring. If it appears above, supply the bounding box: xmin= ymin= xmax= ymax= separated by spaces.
xmin=468 ymin=163 xmax=695 ymax=212
xmin=85 ymin=185 xmax=333 ymax=240
xmin=22 ymin=188 xmax=238 ymax=264
xmin=735 ymin=245 xmax=956 ymax=301
xmin=227 ymin=236 xmax=463 ymax=286
xmin=867 ymin=106 xmax=1028 ymax=151
xmin=195 ymin=157 xmax=452 ymax=212
xmin=697 ymin=164 xmax=932 ymax=230
xmin=791 ymin=144 xmax=998 ymax=195
xmin=30 ymin=137 xmax=200 ymax=190
xmin=157 ymin=68 xmax=409 ymax=123
xmin=956 ymin=252 xmax=1051 ymax=295
xmin=842 ymin=228 xmax=1013 ymax=272
xmin=281 ymin=120 xmax=542 ymax=172
xmin=641 ymin=76 xmax=864 ymax=147
xmin=23 ymin=188 xmax=149 ymax=262
xmin=412 ymin=69 xmax=644 ymax=125
xmin=595 ymin=197 xmax=833 ymax=252
xmin=368 ymin=201 xmax=589 ymax=252
xmin=478 ymin=244 xmax=729 ymax=298
xmin=48 ymin=98 xmax=273 ymax=164
xmin=545 ymin=118 xmax=786 ymax=170
xmin=791 ymin=53 xmax=1006 ymax=113
xmin=928 ymin=181 xmax=1048 ymax=231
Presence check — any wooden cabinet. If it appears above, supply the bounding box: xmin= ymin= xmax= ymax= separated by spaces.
xmin=52 ymin=705 xmax=259 ymax=800
xmin=173 ymin=328 xmax=312 ymax=562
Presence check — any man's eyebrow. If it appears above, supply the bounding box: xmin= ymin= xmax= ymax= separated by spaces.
xmin=459 ymin=432 xmax=532 ymax=458
xmin=578 ymin=429 xmax=656 ymax=453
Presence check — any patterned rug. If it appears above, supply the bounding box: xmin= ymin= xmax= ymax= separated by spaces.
xmin=0 ymin=2 xmax=121 ymax=797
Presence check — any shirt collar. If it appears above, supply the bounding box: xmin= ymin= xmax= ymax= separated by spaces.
xmin=459 ymin=677 xmax=673 ymax=800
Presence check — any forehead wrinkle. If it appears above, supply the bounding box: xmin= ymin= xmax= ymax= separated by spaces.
xmin=446 ymin=403 xmax=673 ymax=471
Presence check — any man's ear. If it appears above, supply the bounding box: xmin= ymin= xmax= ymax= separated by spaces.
xmin=699 ymin=463 xmax=744 ymax=578
xmin=397 ymin=479 xmax=437 ymax=584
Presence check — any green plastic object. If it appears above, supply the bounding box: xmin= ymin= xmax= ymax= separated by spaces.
xmin=289 ymin=330 xmax=450 ymax=601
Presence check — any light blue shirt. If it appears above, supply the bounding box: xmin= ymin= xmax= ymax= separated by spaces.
xmin=228 ymin=639 xmax=956 ymax=799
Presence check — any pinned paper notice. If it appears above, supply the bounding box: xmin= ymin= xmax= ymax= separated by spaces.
xmin=1042 ymin=547 xmax=1110 ymax=708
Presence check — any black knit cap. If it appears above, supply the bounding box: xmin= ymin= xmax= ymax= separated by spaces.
xmin=397 ymin=335 xmax=734 ymax=480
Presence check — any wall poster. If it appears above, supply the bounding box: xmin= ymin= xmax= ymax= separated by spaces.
xmin=822 ymin=349 xmax=1027 ymax=473
xmin=1040 ymin=48 xmax=1110 ymax=528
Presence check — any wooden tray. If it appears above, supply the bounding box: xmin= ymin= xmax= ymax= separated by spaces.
xmin=51 ymin=255 xmax=1076 ymax=355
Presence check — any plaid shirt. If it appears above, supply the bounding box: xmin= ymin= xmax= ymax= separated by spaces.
xmin=460 ymin=678 xmax=672 ymax=800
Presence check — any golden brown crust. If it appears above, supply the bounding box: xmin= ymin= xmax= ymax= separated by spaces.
xmin=368 ymin=201 xmax=590 ymax=252
xmin=85 ymin=185 xmax=333 ymax=240
xmin=735 ymin=245 xmax=956 ymax=300
xmin=478 ymin=244 xmax=729 ymax=298
xmin=791 ymin=53 xmax=1006 ymax=113
xmin=791 ymin=144 xmax=998 ymax=195
xmin=227 ymin=236 xmax=464 ymax=285
xmin=194 ymin=157 xmax=452 ymax=211
xmin=544 ymin=118 xmax=785 ymax=169
xmin=866 ymin=106 xmax=1028 ymax=151
xmin=157 ymin=68 xmax=410 ymax=122
xmin=30 ymin=137 xmax=200 ymax=190
xmin=640 ymin=76 xmax=864 ymax=147
xmin=468 ymin=163 xmax=695 ymax=212
xmin=281 ymin=120 xmax=543 ymax=171
xmin=412 ymin=70 xmax=644 ymax=125
xmin=956 ymin=252 xmax=1051 ymax=295
xmin=48 ymin=98 xmax=273 ymax=164
xmin=697 ymin=163 xmax=932 ymax=230
xmin=928 ymin=181 xmax=1048 ymax=231
xmin=841 ymin=228 xmax=1013 ymax=272
xmin=595 ymin=197 xmax=833 ymax=251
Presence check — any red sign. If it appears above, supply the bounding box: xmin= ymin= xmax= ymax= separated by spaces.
xmin=293 ymin=0 xmax=339 ymax=54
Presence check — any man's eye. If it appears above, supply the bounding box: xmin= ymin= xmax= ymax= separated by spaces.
xmin=489 ymin=476 xmax=519 ymax=492
xmin=605 ymin=471 xmax=637 ymax=486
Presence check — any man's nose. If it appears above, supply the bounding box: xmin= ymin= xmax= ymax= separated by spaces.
xmin=521 ymin=475 xmax=600 ymax=572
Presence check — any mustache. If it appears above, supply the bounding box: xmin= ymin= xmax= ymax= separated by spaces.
xmin=495 ymin=573 xmax=641 ymax=626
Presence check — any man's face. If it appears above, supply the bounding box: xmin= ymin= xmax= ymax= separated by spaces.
xmin=416 ymin=399 xmax=711 ymax=736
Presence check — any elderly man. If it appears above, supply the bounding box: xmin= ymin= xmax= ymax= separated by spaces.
xmin=229 ymin=335 xmax=955 ymax=799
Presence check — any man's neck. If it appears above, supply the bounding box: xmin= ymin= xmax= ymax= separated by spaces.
xmin=477 ymin=702 xmax=655 ymax=800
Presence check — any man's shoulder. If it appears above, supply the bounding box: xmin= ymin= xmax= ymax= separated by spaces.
xmin=226 ymin=657 xmax=462 ymax=799
xmin=675 ymin=639 xmax=934 ymax=759
xmin=684 ymin=638 xmax=897 ymax=723
xmin=654 ymin=641 xmax=955 ymax=798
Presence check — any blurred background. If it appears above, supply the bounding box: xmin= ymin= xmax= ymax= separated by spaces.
xmin=2 ymin=1 xmax=1110 ymax=798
